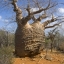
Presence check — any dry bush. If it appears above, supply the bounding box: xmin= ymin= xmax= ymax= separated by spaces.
xmin=0 ymin=46 xmax=14 ymax=64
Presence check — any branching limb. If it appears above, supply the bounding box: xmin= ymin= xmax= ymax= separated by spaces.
xmin=25 ymin=0 xmax=57 ymax=22
xmin=26 ymin=4 xmax=31 ymax=15
xmin=32 ymin=16 xmax=36 ymax=21
xmin=32 ymin=0 xmax=41 ymax=9
xmin=11 ymin=0 xmax=22 ymax=22
xmin=32 ymin=11 xmax=47 ymax=22
xmin=45 ymin=24 xmax=59 ymax=29
xmin=43 ymin=14 xmax=57 ymax=27
xmin=31 ymin=0 xmax=58 ymax=14
xmin=21 ymin=4 xmax=33 ymax=24
xmin=43 ymin=14 xmax=64 ymax=28
xmin=45 ymin=21 xmax=64 ymax=29
xmin=36 ymin=11 xmax=47 ymax=21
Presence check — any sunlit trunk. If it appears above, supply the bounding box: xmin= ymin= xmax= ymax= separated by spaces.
xmin=15 ymin=22 xmax=45 ymax=57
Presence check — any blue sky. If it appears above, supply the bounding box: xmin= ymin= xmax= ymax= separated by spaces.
xmin=0 ymin=0 xmax=64 ymax=33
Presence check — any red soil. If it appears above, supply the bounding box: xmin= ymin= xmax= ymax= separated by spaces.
xmin=12 ymin=50 xmax=64 ymax=64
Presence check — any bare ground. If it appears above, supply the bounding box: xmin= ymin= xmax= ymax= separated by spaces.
xmin=12 ymin=50 xmax=64 ymax=64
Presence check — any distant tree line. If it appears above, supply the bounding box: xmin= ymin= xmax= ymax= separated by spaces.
xmin=45 ymin=29 xmax=64 ymax=51
xmin=0 ymin=29 xmax=15 ymax=48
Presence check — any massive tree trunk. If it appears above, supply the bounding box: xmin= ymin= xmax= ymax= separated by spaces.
xmin=11 ymin=0 xmax=63 ymax=57
xmin=15 ymin=22 xmax=45 ymax=56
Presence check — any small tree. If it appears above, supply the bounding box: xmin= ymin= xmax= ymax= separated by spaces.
xmin=47 ymin=27 xmax=59 ymax=52
xmin=0 ymin=30 xmax=7 ymax=47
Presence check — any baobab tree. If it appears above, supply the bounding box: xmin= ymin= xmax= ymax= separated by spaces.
xmin=2 ymin=0 xmax=64 ymax=57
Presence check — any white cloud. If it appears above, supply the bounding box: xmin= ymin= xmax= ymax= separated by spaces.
xmin=0 ymin=19 xmax=9 ymax=23
xmin=30 ymin=8 xmax=39 ymax=12
xmin=30 ymin=8 xmax=44 ymax=14
xmin=4 ymin=19 xmax=9 ymax=23
xmin=0 ymin=15 xmax=9 ymax=23
xmin=58 ymin=8 xmax=64 ymax=14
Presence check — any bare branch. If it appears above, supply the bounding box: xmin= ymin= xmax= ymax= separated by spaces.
xmin=45 ymin=24 xmax=59 ymax=29
xmin=37 ymin=11 xmax=47 ymax=21
xmin=23 ymin=2 xmax=32 ymax=24
xmin=24 ymin=0 xmax=57 ymax=23
xmin=43 ymin=14 xmax=64 ymax=28
xmin=45 ymin=21 xmax=64 ymax=29
xmin=31 ymin=0 xmax=58 ymax=15
xmin=32 ymin=16 xmax=36 ymax=21
xmin=32 ymin=0 xmax=41 ymax=9
xmin=26 ymin=4 xmax=31 ymax=15
xmin=11 ymin=0 xmax=22 ymax=22
xmin=32 ymin=11 xmax=47 ymax=22
xmin=43 ymin=14 xmax=57 ymax=27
